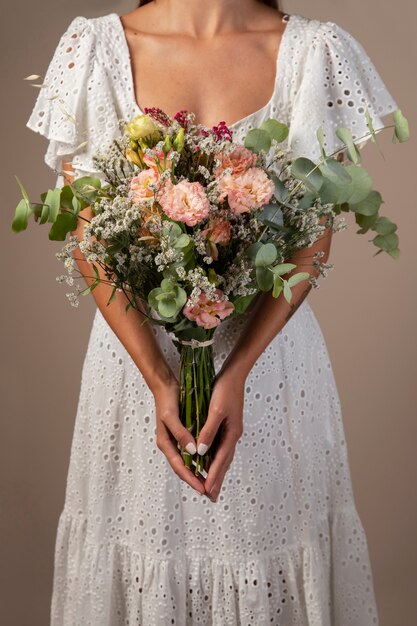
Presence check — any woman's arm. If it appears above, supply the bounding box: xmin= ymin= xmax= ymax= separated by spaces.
xmin=198 ymin=216 xmax=334 ymax=502
xmin=63 ymin=162 xmax=206 ymax=495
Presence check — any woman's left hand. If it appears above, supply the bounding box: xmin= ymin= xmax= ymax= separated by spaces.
xmin=196 ymin=370 xmax=245 ymax=502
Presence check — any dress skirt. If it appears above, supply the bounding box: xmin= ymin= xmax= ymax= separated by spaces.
xmin=50 ymin=298 xmax=379 ymax=626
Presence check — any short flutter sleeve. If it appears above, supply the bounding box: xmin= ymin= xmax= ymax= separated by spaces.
xmin=26 ymin=15 xmax=124 ymax=187
xmin=287 ymin=21 xmax=398 ymax=161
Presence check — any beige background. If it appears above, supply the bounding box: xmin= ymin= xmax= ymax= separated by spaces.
xmin=1 ymin=0 xmax=416 ymax=624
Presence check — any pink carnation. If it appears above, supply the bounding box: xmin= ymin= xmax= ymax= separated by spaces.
xmin=200 ymin=216 xmax=231 ymax=245
xmin=143 ymin=147 xmax=174 ymax=171
xmin=213 ymin=145 xmax=258 ymax=176
xmin=217 ymin=167 xmax=275 ymax=215
xmin=129 ymin=168 xmax=160 ymax=202
xmin=157 ymin=179 xmax=210 ymax=227
xmin=183 ymin=289 xmax=234 ymax=329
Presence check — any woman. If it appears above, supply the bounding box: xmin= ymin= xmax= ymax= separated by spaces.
xmin=26 ymin=0 xmax=397 ymax=624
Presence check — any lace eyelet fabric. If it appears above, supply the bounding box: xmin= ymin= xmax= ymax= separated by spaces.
xmin=26 ymin=11 xmax=398 ymax=625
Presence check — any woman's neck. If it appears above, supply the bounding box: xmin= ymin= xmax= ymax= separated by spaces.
xmin=132 ymin=0 xmax=281 ymax=38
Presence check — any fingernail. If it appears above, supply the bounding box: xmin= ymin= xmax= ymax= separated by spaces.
xmin=185 ymin=442 xmax=196 ymax=455
xmin=197 ymin=443 xmax=208 ymax=455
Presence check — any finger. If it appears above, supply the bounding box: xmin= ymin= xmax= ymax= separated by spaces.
xmin=162 ymin=411 xmax=198 ymax=457
xmin=196 ymin=402 xmax=225 ymax=456
xmin=157 ymin=423 xmax=206 ymax=495
xmin=204 ymin=424 xmax=240 ymax=497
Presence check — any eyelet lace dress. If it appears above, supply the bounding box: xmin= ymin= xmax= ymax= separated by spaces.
xmin=26 ymin=12 xmax=397 ymax=626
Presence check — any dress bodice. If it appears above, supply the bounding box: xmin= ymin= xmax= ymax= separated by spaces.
xmin=26 ymin=12 xmax=397 ymax=188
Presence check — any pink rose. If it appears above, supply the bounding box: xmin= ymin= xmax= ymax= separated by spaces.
xmin=183 ymin=289 xmax=234 ymax=329
xmin=129 ymin=168 xmax=160 ymax=203
xmin=213 ymin=145 xmax=258 ymax=176
xmin=143 ymin=147 xmax=174 ymax=171
xmin=157 ymin=179 xmax=210 ymax=227
xmin=217 ymin=167 xmax=275 ymax=215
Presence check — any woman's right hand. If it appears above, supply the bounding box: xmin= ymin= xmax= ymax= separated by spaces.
xmin=153 ymin=379 xmax=206 ymax=496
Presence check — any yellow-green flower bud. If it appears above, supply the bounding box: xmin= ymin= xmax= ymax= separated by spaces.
xmin=125 ymin=148 xmax=142 ymax=167
xmin=162 ymin=134 xmax=172 ymax=154
xmin=208 ymin=268 xmax=218 ymax=285
xmin=172 ymin=127 xmax=185 ymax=153
xmin=130 ymin=139 xmax=138 ymax=150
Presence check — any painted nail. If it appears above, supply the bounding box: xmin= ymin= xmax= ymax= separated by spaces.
xmin=197 ymin=443 xmax=209 ymax=455
xmin=185 ymin=442 xmax=196 ymax=455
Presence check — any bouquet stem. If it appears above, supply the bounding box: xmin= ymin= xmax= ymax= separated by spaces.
xmin=177 ymin=340 xmax=217 ymax=476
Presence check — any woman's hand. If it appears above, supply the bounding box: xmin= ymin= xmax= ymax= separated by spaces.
xmin=196 ymin=370 xmax=245 ymax=503
xmin=153 ymin=379 xmax=206 ymax=496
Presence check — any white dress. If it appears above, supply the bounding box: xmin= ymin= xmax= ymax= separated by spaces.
xmin=26 ymin=12 xmax=397 ymax=626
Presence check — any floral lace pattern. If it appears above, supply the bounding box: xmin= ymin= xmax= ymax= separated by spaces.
xmin=25 ymin=11 xmax=397 ymax=625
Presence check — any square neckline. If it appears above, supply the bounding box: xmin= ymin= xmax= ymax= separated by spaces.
xmin=110 ymin=12 xmax=294 ymax=130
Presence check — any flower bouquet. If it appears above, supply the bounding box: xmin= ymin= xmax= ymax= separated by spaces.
xmin=12 ymin=105 xmax=409 ymax=476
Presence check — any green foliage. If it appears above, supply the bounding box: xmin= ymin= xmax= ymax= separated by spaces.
xmin=393 ymin=109 xmax=410 ymax=143
xmin=291 ymin=157 xmax=323 ymax=193
xmin=148 ymin=278 xmax=187 ymax=320
xmin=244 ymin=118 xmax=289 ymax=153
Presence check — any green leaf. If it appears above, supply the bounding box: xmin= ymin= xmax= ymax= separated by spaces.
xmin=365 ymin=109 xmax=378 ymax=144
xmin=259 ymin=119 xmax=289 ymax=143
xmin=321 ymin=164 xmax=372 ymax=205
xmin=44 ymin=188 xmax=61 ymax=223
xmin=336 ymin=127 xmax=361 ymax=164
xmin=287 ymin=271 xmax=310 ymax=287
xmin=246 ymin=242 xmax=263 ymax=260
xmin=298 ymin=192 xmax=318 ymax=210
xmin=291 ymin=157 xmax=323 ymax=193
xmin=319 ymin=158 xmax=352 ymax=183
xmin=255 ymin=243 xmax=277 ymax=267
xmin=272 ymin=275 xmax=283 ymax=298
xmin=372 ymin=216 xmax=397 ymax=236
xmin=244 ymin=128 xmax=271 ymax=153
xmin=173 ymin=233 xmax=191 ymax=249
xmin=39 ymin=201 xmax=50 ymax=225
xmin=256 ymin=203 xmax=284 ymax=228
xmin=48 ymin=212 xmax=78 ymax=240
xmin=60 ymin=185 xmax=75 ymax=209
xmin=81 ymin=280 xmax=99 ymax=296
xmin=283 ymin=280 xmax=292 ymax=304
xmin=271 ymin=263 xmax=297 ymax=276
xmin=106 ymin=286 xmax=117 ymax=306
xmin=316 ymin=127 xmax=327 ymax=160
xmin=11 ymin=198 xmax=32 ymax=233
xmin=349 ymin=190 xmax=382 ymax=216
xmin=233 ymin=293 xmax=258 ymax=315
xmin=271 ymin=175 xmax=290 ymax=204
xmin=387 ymin=247 xmax=400 ymax=259
xmin=72 ymin=176 xmax=101 ymax=204
xmin=355 ymin=212 xmax=378 ymax=233
xmin=158 ymin=299 xmax=178 ymax=318
xmin=393 ymin=108 xmax=410 ymax=143
xmin=256 ymin=266 xmax=274 ymax=291
xmin=14 ymin=175 xmax=31 ymax=205
xmin=372 ymin=232 xmax=399 ymax=251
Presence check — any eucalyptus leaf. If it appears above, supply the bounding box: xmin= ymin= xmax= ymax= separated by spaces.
xmin=48 ymin=212 xmax=78 ymax=240
xmin=256 ymin=266 xmax=274 ymax=291
xmin=298 ymin=192 xmax=318 ymax=210
xmin=272 ymin=275 xmax=283 ymax=298
xmin=246 ymin=242 xmax=263 ymax=260
xmin=365 ymin=109 xmax=377 ymax=144
xmin=316 ymin=127 xmax=327 ymax=160
xmin=257 ymin=203 xmax=284 ymax=228
xmin=372 ymin=232 xmax=399 ymax=251
xmin=271 ymin=175 xmax=290 ymax=203
xmin=372 ymin=216 xmax=397 ymax=236
xmin=349 ymin=190 xmax=382 ymax=216
xmin=255 ymin=243 xmax=277 ymax=267
xmin=336 ymin=127 xmax=361 ymax=164
xmin=319 ymin=158 xmax=352 ymax=183
xmin=393 ymin=109 xmax=410 ymax=143
xmin=291 ymin=157 xmax=323 ymax=193
xmin=271 ymin=263 xmax=297 ymax=276
xmin=244 ymin=128 xmax=271 ymax=153
xmin=259 ymin=119 xmax=289 ymax=143
xmin=11 ymin=199 xmax=32 ymax=233
xmin=283 ymin=280 xmax=292 ymax=304
xmin=44 ymin=188 xmax=61 ymax=223
xmin=287 ymin=272 xmax=310 ymax=287
xmin=355 ymin=212 xmax=378 ymax=233
xmin=233 ymin=293 xmax=257 ymax=315
xmin=387 ymin=247 xmax=400 ymax=259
